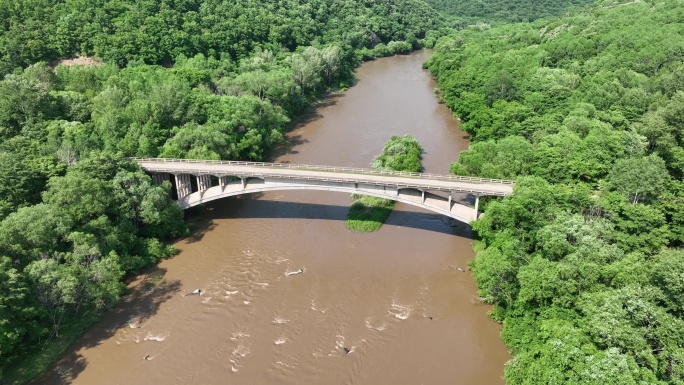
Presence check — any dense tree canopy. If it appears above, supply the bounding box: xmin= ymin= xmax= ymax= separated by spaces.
xmin=426 ymin=0 xmax=596 ymax=25
xmin=0 ymin=0 xmax=446 ymax=77
xmin=0 ymin=154 xmax=184 ymax=369
xmin=371 ymin=134 xmax=424 ymax=173
xmin=428 ymin=0 xmax=684 ymax=383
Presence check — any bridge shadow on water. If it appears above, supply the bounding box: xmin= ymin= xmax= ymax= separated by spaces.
xmin=184 ymin=193 xmax=475 ymax=243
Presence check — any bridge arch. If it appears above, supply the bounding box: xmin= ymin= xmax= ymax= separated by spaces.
xmin=136 ymin=158 xmax=514 ymax=225
xmin=171 ymin=175 xmax=479 ymax=224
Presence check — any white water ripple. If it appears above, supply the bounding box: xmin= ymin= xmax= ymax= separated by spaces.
xmin=389 ymin=300 xmax=413 ymax=320
xmin=144 ymin=332 xmax=167 ymax=342
xmin=364 ymin=317 xmax=387 ymax=331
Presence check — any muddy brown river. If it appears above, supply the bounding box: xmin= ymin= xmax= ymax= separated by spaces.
xmin=34 ymin=51 xmax=510 ymax=385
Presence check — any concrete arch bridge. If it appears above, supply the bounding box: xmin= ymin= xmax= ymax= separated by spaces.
xmin=131 ymin=158 xmax=515 ymax=224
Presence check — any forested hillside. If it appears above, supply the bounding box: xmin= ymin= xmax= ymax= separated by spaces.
xmin=428 ymin=0 xmax=684 ymax=383
xmin=426 ymin=0 xmax=595 ymax=24
xmin=0 ymin=0 xmax=445 ymax=77
xmin=0 ymin=0 xmax=445 ymax=381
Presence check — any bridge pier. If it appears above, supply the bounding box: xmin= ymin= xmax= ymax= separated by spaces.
xmin=421 ymin=190 xmax=425 ymax=204
xmin=150 ymin=172 xmax=167 ymax=186
xmin=474 ymin=195 xmax=480 ymax=220
xmin=197 ymin=174 xmax=211 ymax=193
xmin=174 ymin=174 xmax=192 ymax=198
xmin=241 ymin=177 xmax=246 ymax=189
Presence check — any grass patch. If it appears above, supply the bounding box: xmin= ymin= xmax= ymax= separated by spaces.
xmin=345 ymin=194 xmax=396 ymax=232
xmin=1 ymin=311 xmax=103 ymax=385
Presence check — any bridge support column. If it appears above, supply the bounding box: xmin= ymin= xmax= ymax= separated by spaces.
xmin=197 ymin=175 xmax=211 ymax=193
xmin=219 ymin=176 xmax=227 ymax=191
xmin=241 ymin=177 xmax=246 ymax=189
xmin=174 ymin=174 xmax=192 ymax=198
xmin=448 ymin=193 xmax=452 ymax=210
xmin=474 ymin=194 xmax=480 ymax=220
xmin=421 ymin=190 xmax=425 ymax=204
xmin=150 ymin=172 xmax=167 ymax=186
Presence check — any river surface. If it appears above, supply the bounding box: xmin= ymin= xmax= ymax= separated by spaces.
xmin=33 ymin=50 xmax=509 ymax=385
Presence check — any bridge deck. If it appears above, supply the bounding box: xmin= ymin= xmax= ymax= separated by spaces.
xmin=133 ymin=158 xmax=514 ymax=196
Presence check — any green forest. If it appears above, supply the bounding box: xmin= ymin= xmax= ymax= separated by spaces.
xmin=426 ymin=0 xmax=595 ymax=25
xmin=0 ymin=0 xmax=444 ymax=381
xmin=1 ymin=0 xmax=684 ymax=383
xmin=427 ymin=0 xmax=684 ymax=383
xmin=0 ymin=0 xmax=446 ymax=76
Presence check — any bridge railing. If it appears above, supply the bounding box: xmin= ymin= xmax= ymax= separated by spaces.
xmin=128 ymin=157 xmax=515 ymax=185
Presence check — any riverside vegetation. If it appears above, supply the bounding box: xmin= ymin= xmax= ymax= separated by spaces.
xmin=2 ymin=0 xmax=684 ymax=383
xmin=427 ymin=0 xmax=684 ymax=383
xmin=426 ymin=0 xmax=596 ymax=25
xmin=0 ymin=0 xmax=445 ymax=382
xmin=346 ymin=134 xmax=423 ymax=232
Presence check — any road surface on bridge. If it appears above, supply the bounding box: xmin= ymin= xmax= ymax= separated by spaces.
xmin=133 ymin=158 xmax=515 ymax=197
